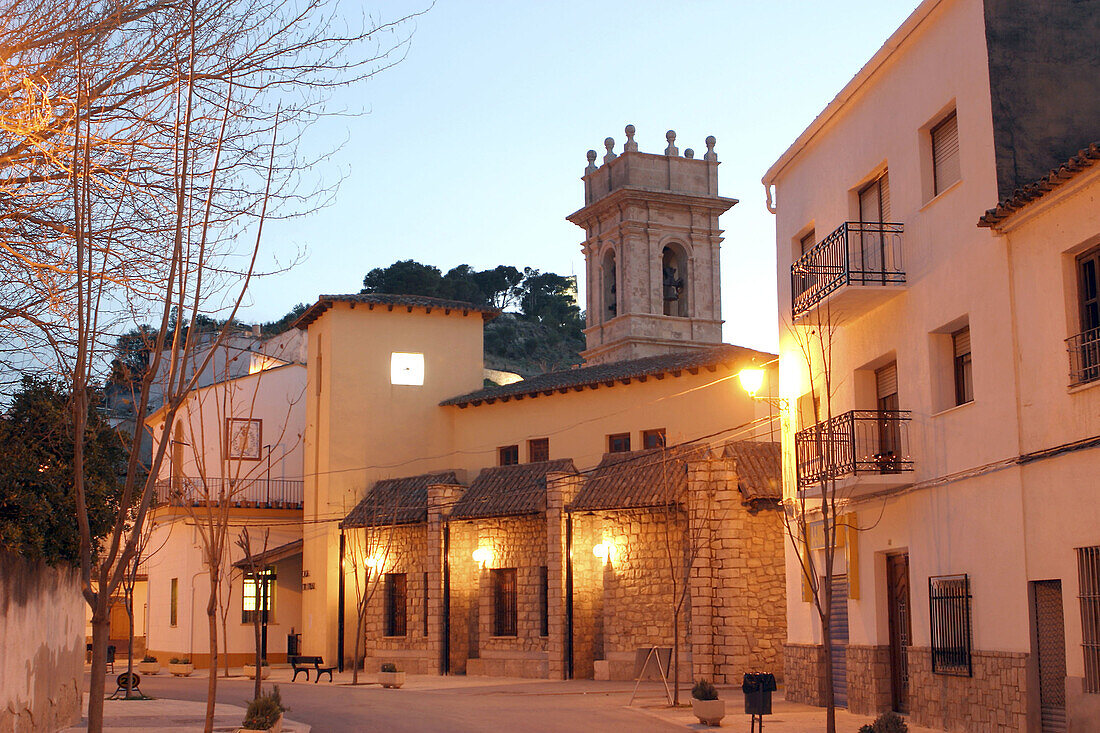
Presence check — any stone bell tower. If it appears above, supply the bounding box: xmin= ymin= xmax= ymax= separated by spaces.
xmin=566 ymin=124 xmax=737 ymax=365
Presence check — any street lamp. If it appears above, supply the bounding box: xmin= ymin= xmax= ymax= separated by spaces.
xmin=737 ymin=368 xmax=765 ymax=397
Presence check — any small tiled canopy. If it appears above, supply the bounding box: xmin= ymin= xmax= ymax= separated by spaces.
xmin=569 ymin=444 xmax=712 ymax=512
xmin=341 ymin=471 xmax=462 ymax=528
xmin=723 ymin=440 xmax=782 ymax=510
xmin=449 ymin=459 xmax=577 ymax=520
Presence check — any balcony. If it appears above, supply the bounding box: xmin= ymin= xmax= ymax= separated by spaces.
xmin=795 ymin=409 xmax=914 ymax=496
xmin=791 ymin=221 xmax=905 ymax=320
xmin=154 ymin=477 xmax=303 ymax=509
xmin=1067 ymin=327 xmax=1100 ymax=387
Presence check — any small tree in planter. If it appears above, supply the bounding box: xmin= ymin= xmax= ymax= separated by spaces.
xmin=138 ymin=655 xmax=160 ymax=675
xmin=240 ymin=685 xmax=287 ymax=733
xmin=378 ymin=662 xmax=405 ymax=689
xmin=691 ymin=680 xmax=724 ymax=726
xmin=244 ymin=660 xmax=271 ymax=680
xmin=168 ymin=658 xmax=194 ymax=676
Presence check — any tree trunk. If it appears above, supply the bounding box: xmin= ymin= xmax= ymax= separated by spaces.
xmin=821 ymin=583 xmax=836 ymax=733
xmin=125 ymin=595 xmax=136 ymax=697
xmin=87 ymin=611 xmax=110 ymax=733
xmin=352 ymin=605 xmax=365 ymax=685
xmin=204 ymin=574 xmax=219 ymax=733
xmin=672 ymin=608 xmax=680 ymax=706
xmin=253 ymin=601 xmax=263 ymax=699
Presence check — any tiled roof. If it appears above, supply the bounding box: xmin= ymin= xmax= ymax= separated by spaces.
xmin=723 ymin=440 xmax=781 ymax=506
xmin=570 ymin=445 xmax=710 ymax=511
xmin=341 ymin=471 xmax=461 ymax=528
xmin=978 ymin=142 xmax=1100 ymax=228
xmin=441 ymin=344 xmax=775 ymax=407
xmin=449 ymin=459 xmax=577 ymax=519
xmin=232 ymin=539 xmax=303 ymax=569
xmin=293 ymin=293 xmax=499 ymax=330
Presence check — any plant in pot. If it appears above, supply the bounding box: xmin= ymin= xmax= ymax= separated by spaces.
xmin=244 ymin=660 xmax=271 ymax=680
xmin=168 ymin=657 xmax=194 ymax=676
xmin=239 ymin=685 xmax=287 ymax=733
xmin=691 ymin=679 xmax=724 ymax=726
xmin=138 ymin=654 xmax=160 ymax=675
xmin=378 ymin=662 xmax=405 ymax=689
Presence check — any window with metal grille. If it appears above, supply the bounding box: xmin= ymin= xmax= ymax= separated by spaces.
xmin=423 ymin=571 xmax=429 ymax=637
xmin=384 ymin=573 xmax=407 ymax=637
xmin=1071 ymin=246 xmax=1100 ymax=385
xmin=642 ymin=428 xmax=666 ymax=449
xmin=539 ymin=566 xmax=549 ymax=637
xmin=491 ymin=568 xmax=517 ymax=636
xmin=1077 ymin=546 xmax=1100 ymax=692
xmin=953 ymin=327 xmax=973 ymax=405
xmin=608 ymin=433 xmax=630 ymax=453
xmin=929 ymin=574 xmax=973 ymax=676
xmin=170 ymin=578 xmax=178 ymax=627
xmin=528 ymin=438 xmax=549 ymax=463
xmin=242 ymin=568 xmax=276 ymax=624
xmin=932 ymin=111 xmax=960 ymax=195
xmin=498 ymin=445 xmax=519 ymax=466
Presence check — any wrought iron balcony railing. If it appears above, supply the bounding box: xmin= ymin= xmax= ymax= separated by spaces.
xmin=1067 ymin=327 xmax=1100 ymax=387
xmin=795 ymin=409 xmax=913 ymax=491
xmin=791 ymin=221 xmax=905 ymax=317
xmin=154 ymin=477 xmax=303 ymax=508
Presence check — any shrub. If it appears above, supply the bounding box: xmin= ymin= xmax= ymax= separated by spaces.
xmin=169 ymin=657 xmax=179 ymax=664
xmin=142 ymin=655 xmax=157 ymax=663
xmin=872 ymin=711 xmax=908 ymax=733
xmin=241 ymin=685 xmax=287 ymax=731
xmin=380 ymin=662 xmax=398 ymax=673
xmin=858 ymin=726 xmax=875 ymax=733
xmin=691 ymin=679 xmax=718 ymax=701
xmin=178 ymin=657 xmax=190 ymax=664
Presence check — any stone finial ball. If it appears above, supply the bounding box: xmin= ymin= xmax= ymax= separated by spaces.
xmin=625 ymin=124 xmax=635 ymax=136
xmin=706 ymin=135 xmax=716 ymax=147
xmin=666 ymin=130 xmax=676 ymax=142
xmin=604 ymin=137 xmax=615 ymax=149
xmin=587 ymin=149 xmax=597 ymax=163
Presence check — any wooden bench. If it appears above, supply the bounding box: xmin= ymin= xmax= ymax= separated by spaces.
xmin=289 ymin=655 xmax=335 ymax=683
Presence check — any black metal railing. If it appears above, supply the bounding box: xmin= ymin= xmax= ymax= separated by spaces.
xmin=154 ymin=477 xmax=303 ymax=508
xmin=794 ymin=409 xmax=913 ymax=490
xmin=791 ymin=221 xmax=905 ymax=317
xmin=1067 ymin=327 xmax=1100 ymax=386
xmin=929 ymin=574 xmax=973 ymax=677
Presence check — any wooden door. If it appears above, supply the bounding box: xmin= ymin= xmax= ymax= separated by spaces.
xmin=1033 ymin=580 xmax=1067 ymax=732
xmin=827 ymin=574 xmax=849 ymax=708
xmin=886 ymin=553 xmax=912 ymax=713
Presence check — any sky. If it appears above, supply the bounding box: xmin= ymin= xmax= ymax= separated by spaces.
xmin=242 ymin=0 xmax=923 ymax=354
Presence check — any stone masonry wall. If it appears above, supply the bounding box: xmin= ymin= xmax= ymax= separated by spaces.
xmin=907 ymin=646 xmax=1028 ymax=732
xmin=784 ymin=642 xmax=827 ymax=706
xmin=846 ymin=644 xmax=893 ymax=715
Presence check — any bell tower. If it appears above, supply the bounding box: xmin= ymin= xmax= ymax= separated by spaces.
xmin=567 ymin=125 xmax=737 ymax=365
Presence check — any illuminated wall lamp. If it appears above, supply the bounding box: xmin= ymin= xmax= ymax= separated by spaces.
xmin=592 ymin=542 xmax=613 ymax=562
xmin=737 ymin=368 xmax=765 ymax=397
xmin=472 ymin=547 xmax=493 ymax=568
xmin=364 ymin=555 xmax=383 ymax=571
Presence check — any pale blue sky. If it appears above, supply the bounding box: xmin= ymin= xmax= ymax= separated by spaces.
xmin=244 ymin=1 xmax=922 ymax=353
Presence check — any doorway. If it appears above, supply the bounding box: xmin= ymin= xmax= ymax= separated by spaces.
xmin=1032 ymin=580 xmax=1067 ymax=732
xmin=886 ymin=553 xmax=912 ymax=713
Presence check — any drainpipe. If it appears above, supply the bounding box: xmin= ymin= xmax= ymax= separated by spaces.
xmin=565 ymin=511 xmax=574 ymax=680
xmin=442 ymin=522 xmax=451 ymax=675
xmin=338 ymin=528 xmax=345 ymax=671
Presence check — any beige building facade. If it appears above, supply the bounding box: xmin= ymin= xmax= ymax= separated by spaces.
xmin=764 ymin=0 xmax=1100 ymax=730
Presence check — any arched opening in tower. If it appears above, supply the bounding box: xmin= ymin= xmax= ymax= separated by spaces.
xmin=662 ymin=245 xmax=688 ymax=317
xmin=602 ymin=249 xmax=617 ymax=321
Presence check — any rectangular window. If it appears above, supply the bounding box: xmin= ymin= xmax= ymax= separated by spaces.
xmin=1072 ymin=246 xmax=1100 ymax=385
xmin=498 ymin=445 xmax=519 ymax=466
xmin=932 ymin=111 xmax=961 ymax=195
xmin=799 ymin=229 xmax=816 ymax=255
xmin=642 ymin=428 xmax=666 ymax=449
xmin=952 ymin=327 xmax=973 ymax=405
xmin=608 ymin=433 xmax=631 ymax=453
xmin=528 ymin=437 xmax=549 ymax=463
xmin=170 ymin=578 xmax=178 ymax=627
xmin=539 ymin=566 xmax=549 ymax=637
xmin=423 ymin=572 xmax=429 ymax=637
xmin=242 ymin=568 xmax=276 ymax=624
xmin=1077 ymin=546 xmax=1100 ymax=693
xmin=491 ymin=568 xmax=517 ymax=637
xmin=929 ymin=574 xmax=973 ymax=676
xmin=384 ymin=573 xmax=407 ymax=637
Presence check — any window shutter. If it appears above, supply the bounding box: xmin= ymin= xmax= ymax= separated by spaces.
xmin=953 ymin=327 xmax=971 ymax=357
xmin=880 ymin=173 xmax=891 ymax=221
xmin=876 ymin=363 xmax=898 ymax=400
xmin=932 ymin=112 xmax=961 ymax=195
xmin=859 ymin=180 xmax=881 ymax=223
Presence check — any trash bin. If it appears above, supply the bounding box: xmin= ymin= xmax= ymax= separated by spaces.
xmin=743 ymin=672 xmax=776 ymax=715
xmin=287 ymin=631 xmax=301 ymax=656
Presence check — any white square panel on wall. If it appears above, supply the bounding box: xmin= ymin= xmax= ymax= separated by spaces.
xmin=390 ymin=352 xmax=424 ymax=386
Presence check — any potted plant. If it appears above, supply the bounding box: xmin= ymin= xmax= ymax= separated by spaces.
xmin=138 ymin=654 xmax=161 ymax=675
xmin=239 ymin=685 xmax=287 ymax=733
xmin=168 ymin=657 xmax=194 ymax=676
xmin=873 ymin=450 xmax=901 ymax=474
xmin=691 ymin=679 xmax=724 ymax=726
xmin=243 ymin=660 xmax=271 ymax=680
xmin=378 ymin=662 xmax=405 ymax=689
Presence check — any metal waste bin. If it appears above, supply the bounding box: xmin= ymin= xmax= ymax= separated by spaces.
xmin=743 ymin=672 xmax=776 ymax=715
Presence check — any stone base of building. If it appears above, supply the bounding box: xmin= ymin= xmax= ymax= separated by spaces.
xmin=593 ymin=651 xmax=692 ymax=682
xmin=363 ymin=649 xmax=436 ymax=675
xmin=846 ymin=644 xmax=893 ymax=715
xmin=466 ymin=651 xmax=548 ymax=679
xmin=782 ymin=642 xmax=827 ymax=706
xmin=906 ymin=646 xmax=1028 ymax=732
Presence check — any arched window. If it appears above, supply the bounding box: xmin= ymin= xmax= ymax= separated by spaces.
xmin=602 ymin=249 xmax=617 ymax=321
xmin=662 ymin=245 xmax=689 ymax=317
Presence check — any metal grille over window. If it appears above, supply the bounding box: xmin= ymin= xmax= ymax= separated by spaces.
xmin=1077 ymin=546 xmax=1100 ymax=693
xmin=528 ymin=438 xmax=549 ymax=463
xmin=242 ymin=568 xmax=276 ymax=624
xmin=1069 ymin=247 xmax=1100 ymax=386
xmin=498 ymin=445 xmax=519 ymax=466
xmin=932 ymin=112 xmax=961 ymax=195
xmin=929 ymin=574 xmax=973 ymax=676
xmin=384 ymin=573 xmax=407 ymax=637
xmin=491 ymin=568 xmax=517 ymax=637
xmin=953 ymin=326 xmax=973 ymax=405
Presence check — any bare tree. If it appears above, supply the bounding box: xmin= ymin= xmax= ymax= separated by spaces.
xmin=236 ymin=526 xmax=271 ymax=700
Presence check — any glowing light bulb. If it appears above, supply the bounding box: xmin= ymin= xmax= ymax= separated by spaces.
xmin=738 ymin=368 xmax=765 ymax=397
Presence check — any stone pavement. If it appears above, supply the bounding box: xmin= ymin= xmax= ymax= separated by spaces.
xmin=61 ymin=692 xmax=310 ymax=733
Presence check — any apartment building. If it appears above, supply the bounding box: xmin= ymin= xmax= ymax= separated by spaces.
xmin=763 ymin=0 xmax=1099 ymax=731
